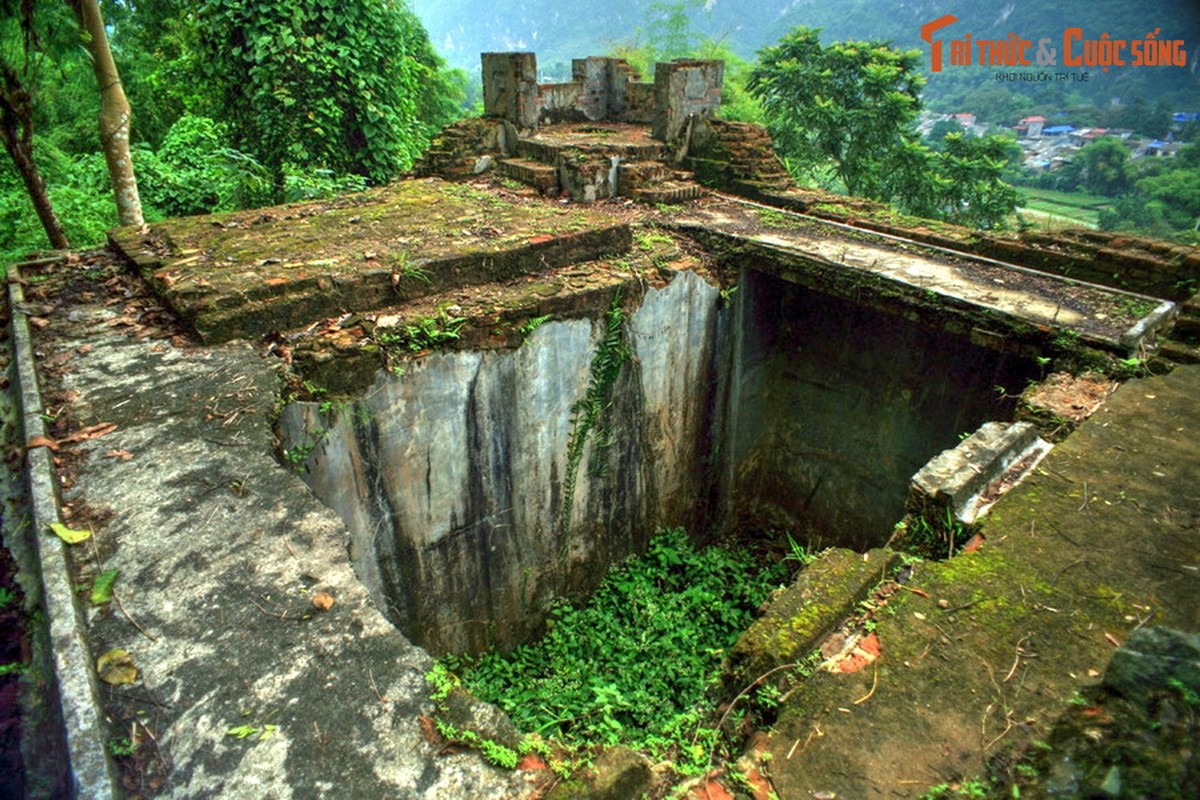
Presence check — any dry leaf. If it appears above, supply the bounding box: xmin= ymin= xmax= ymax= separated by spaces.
xmin=26 ymin=435 xmax=60 ymax=452
xmin=28 ymin=316 xmax=50 ymax=329
xmin=104 ymin=449 xmax=135 ymax=461
xmin=311 ymin=592 xmax=335 ymax=611
xmin=97 ymin=648 xmax=138 ymax=685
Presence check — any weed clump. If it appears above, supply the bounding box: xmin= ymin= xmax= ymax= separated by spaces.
xmin=441 ymin=528 xmax=788 ymax=771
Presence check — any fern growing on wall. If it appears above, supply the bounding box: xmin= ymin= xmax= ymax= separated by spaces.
xmin=560 ymin=290 xmax=630 ymax=530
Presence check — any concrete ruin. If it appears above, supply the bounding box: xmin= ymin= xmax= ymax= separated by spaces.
xmin=417 ymin=51 xmax=787 ymax=204
xmin=6 ymin=51 xmax=1200 ymax=800
xmin=480 ymin=52 xmax=722 ymax=140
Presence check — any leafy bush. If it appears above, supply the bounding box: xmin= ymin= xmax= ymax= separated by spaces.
xmin=444 ymin=528 xmax=788 ymax=769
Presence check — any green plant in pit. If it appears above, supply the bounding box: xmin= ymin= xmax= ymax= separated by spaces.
xmin=440 ymin=528 xmax=788 ymax=769
xmin=0 ymin=586 xmax=15 ymax=610
xmin=719 ymin=284 xmax=739 ymax=306
xmin=560 ymin=291 xmax=629 ymax=528
xmin=0 ymin=663 xmax=26 ymax=677
xmin=433 ymin=718 xmax=519 ymax=769
xmin=282 ymin=442 xmax=317 ymax=469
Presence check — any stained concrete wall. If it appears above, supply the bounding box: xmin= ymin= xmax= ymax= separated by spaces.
xmin=281 ymin=272 xmax=721 ymax=655
xmin=481 ymin=51 xmax=717 ymax=133
xmin=722 ymin=268 xmax=1036 ymax=549
xmin=653 ymin=59 xmax=724 ymax=142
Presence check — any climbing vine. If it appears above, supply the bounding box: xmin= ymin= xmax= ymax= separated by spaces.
xmin=560 ymin=291 xmax=630 ymax=529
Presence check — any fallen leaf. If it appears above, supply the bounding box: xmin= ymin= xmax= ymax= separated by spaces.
xmin=49 ymin=522 xmax=92 ymax=544
xmin=90 ymin=569 xmax=120 ymax=605
xmin=104 ymin=449 xmax=135 ymax=461
xmin=28 ymin=316 xmax=50 ymax=329
xmin=58 ymin=422 xmax=117 ymax=444
xmin=97 ymin=648 xmax=138 ymax=685
xmin=311 ymin=592 xmax=335 ymax=611
xmin=1104 ymin=632 xmax=1122 ymax=648
xmin=528 ymin=234 xmax=554 ymax=244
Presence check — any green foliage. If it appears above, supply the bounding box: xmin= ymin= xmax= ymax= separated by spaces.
xmin=0 ymin=586 xmax=14 ymax=609
xmin=134 ymin=115 xmax=274 ymax=216
xmin=1076 ymin=137 xmax=1134 ymax=197
xmin=561 ymin=291 xmax=629 ymax=527
xmin=443 ymin=528 xmax=788 ymax=766
xmin=107 ymin=737 xmax=138 ymax=757
xmin=193 ymin=0 xmax=460 ymax=186
xmin=894 ymin=508 xmax=975 ymax=560
xmin=433 ymin=719 xmax=519 ymax=769
xmin=750 ymin=27 xmax=1016 ymax=229
xmin=749 ymin=27 xmax=925 ymax=199
xmin=375 ymin=310 xmax=466 ymax=353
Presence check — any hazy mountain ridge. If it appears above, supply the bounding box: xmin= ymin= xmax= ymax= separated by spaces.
xmin=411 ymin=0 xmax=1200 ymax=106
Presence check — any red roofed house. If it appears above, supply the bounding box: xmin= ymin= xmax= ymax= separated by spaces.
xmin=1019 ymin=116 xmax=1046 ymax=138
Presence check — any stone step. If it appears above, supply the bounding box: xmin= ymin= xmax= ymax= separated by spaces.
xmin=497 ymin=158 xmax=560 ymax=194
xmin=616 ymin=161 xmax=668 ymax=193
xmin=631 ymin=181 xmax=704 ymax=205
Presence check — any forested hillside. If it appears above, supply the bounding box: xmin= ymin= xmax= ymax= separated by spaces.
xmin=412 ymin=0 xmax=1200 ymax=107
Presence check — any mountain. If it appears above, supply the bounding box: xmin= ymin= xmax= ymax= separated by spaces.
xmin=410 ymin=0 xmax=1200 ymax=107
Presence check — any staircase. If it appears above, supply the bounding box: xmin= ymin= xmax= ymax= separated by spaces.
xmin=494 ymin=124 xmax=704 ymax=205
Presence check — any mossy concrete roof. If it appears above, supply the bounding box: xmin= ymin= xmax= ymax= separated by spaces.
xmin=108 ymin=178 xmax=631 ymax=344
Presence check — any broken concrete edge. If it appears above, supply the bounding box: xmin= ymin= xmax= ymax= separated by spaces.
xmin=910 ymin=421 xmax=1052 ymax=525
xmin=7 ymin=265 xmax=121 ymax=799
xmin=1120 ymin=299 xmax=1179 ymax=354
xmin=726 ymin=548 xmax=902 ymax=690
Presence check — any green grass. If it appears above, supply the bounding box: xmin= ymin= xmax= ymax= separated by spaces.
xmin=1018 ymin=188 xmax=1112 ymax=228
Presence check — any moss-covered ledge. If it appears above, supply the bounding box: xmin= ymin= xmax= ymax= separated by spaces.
xmin=727 ymin=548 xmax=900 ymax=687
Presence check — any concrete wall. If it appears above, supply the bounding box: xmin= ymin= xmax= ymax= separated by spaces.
xmin=281 ymin=266 xmax=1038 ymax=655
xmin=481 ymin=51 xmax=719 ymax=136
xmin=722 ymin=268 xmax=1036 ymax=550
xmin=281 ymin=272 xmax=721 ymax=655
xmin=653 ymin=59 xmax=724 ymax=142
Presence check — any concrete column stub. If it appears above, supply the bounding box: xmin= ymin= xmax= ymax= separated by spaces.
xmin=653 ymin=59 xmax=724 ymax=142
xmin=482 ymin=52 xmax=540 ymax=129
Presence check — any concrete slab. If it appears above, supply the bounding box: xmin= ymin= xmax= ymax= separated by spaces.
xmin=676 ymin=198 xmax=1176 ymax=354
xmin=108 ymin=178 xmax=630 ymax=344
xmin=17 ymin=262 xmax=541 ymax=799
xmin=765 ymin=365 xmax=1200 ymax=798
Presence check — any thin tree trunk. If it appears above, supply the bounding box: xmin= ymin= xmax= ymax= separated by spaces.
xmin=0 ymin=61 xmax=69 ymax=250
xmin=69 ymin=0 xmax=144 ymax=227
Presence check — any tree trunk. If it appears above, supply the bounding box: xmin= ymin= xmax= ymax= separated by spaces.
xmin=69 ymin=0 xmax=144 ymax=227
xmin=0 ymin=61 xmax=69 ymax=250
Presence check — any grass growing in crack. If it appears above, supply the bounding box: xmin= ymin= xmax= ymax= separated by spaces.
xmin=440 ymin=528 xmax=789 ymax=774
xmin=375 ymin=310 xmax=466 ymax=353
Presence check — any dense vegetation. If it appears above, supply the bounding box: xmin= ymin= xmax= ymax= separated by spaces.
xmin=441 ymin=528 xmax=791 ymax=772
xmin=0 ymin=0 xmax=465 ymax=261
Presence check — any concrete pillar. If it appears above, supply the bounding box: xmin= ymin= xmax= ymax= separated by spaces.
xmin=572 ymin=57 xmax=610 ymax=121
xmin=482 ymin=52 xmax=540 ymax=129
xmin=653 ymin=59 xmax=724 ymax=142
